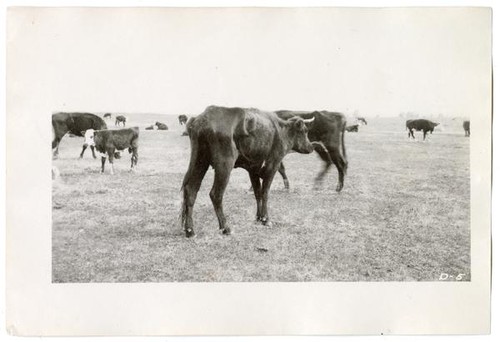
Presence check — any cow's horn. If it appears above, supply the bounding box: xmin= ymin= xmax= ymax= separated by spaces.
xmin=302 ymin=117 xmax=315 ymax=123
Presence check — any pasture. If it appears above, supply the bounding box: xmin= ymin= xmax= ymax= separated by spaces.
xmin=52 ymin=114 xmax=470 ymax=282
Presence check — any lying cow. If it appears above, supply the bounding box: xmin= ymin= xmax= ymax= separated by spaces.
xmin=155 ymin=121 xmax=168 ymax=130
xmin=145 ymin=125 xmax=155 ymax=130
xmin=181 ymin=105 xmax=315 ymax=237
xmin=346 ymin=124 xmax=359 ymax=132
xmin=83 ymin=127 xmax=139 ymax=174
xmin=463 ymin=120 xmax=470 ymax=137
xmin=406 ymin=119 xmax=439 ymax=141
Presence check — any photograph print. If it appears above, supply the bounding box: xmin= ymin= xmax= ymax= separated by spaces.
xmin=44 ymin=7 xmax=490 ymax=283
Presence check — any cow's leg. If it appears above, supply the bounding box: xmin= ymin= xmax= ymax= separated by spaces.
xmin=90 ymin=146 xmax=97 ymax=159
xmin=79 ymin=144 xmax=88 ymax=159
xmin=182 ymin=159 xmax=209 ymax=238
xmin=100 ymin=155 xmax=107 ymax=173
xmin=313 ymin=144 xmax=333 ymax=188
xmin=248 ymin=169 xmax=263 ymax=221
xmin=277 ymin=163 xmax=289 ymax=190
xmin=410 ymin=129 xmax=415 ymax=139
xmin=259 ymin=165 xmax=279 ymax=225
xmin=423 ymin=130 xmax=427 ymax=141
xmin=130 ymin=147 xmax=138 ymax=170
xmin=107 ymin=148 xmax=116 ymax=175
xmin=209 ymin=144 xmax=236 ymax=235
xmin=328 ymin=148 xmax=347 ymax=192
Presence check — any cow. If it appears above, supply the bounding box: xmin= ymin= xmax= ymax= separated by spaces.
xmin=463 ymin=120 xmax=470 ymax=137
xmin=103 ymin=113 xmax=112 ymax=119
xmin=145 ymin=125 xmax=155 ymax=130
xmin=275 ymin=110 xmax=347 ymax=192
xmin=115 ymin=115 xmax=127 ymax=127
xmin=155 ymin=121 xmax=168 ymax=130
xmin=346 ymin=124 xmax=359 ymax=132
xmin=52 ymin=112 xmax=107 ymax=159
xmin=406 ymin=119 xmax=440 ymax=140
xmin=356 ymin=117 xmax=368 ymax=125
xmin=178 ymin=114 xmax=188 ymax=125
xmin=83 ymin=127 xmax=139 ymax=175
xmin=180 ymin=105 xmax=315 ymax=237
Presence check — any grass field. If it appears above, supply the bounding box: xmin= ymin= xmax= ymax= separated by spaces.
xmin=52 ymin=114 xmax=470 ymax=282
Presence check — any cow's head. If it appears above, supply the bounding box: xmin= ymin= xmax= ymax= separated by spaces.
xmin=83 ymin=129 xmax=96 ymax=147
xmin=287 ymin=117 xmax=315 ymax=154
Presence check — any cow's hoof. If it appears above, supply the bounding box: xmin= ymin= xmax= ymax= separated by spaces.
xmin=222 ymin=227 xmax=231 ymax=235
xmin=336 ymin=185 xmax=343 ymax=192
xmin=185 ymin=229 xmax=195 ymax=238
xmin=261 ymin=218 xmax=271 ymax=226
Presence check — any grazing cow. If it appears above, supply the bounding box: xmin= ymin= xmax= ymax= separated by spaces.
xmin=463 ymin=120 xmax=470 ymax=137
xmin=356 ymin=117 xmax=368 ymax=125
xmin=115 ymin=115 xmax=127 ymax=127
xmin=406 ymin=119 xmax=440 ymax=140
xmin=180 ymin=105 xmax=315 ymax=237
xmin=178 ymin=114 xmax=188 ymax=125
xmin=155 ymin=121 xmax=168 ymax=130
xmin=52 ymin=112 xmax=107 ymax=159
xmin=83 ymin=127 xmax=139 ymax=174
xmin=103 ymin=113 xmax=112 ymax=119
xmin=346 ymin=124 xmax=359 ymax=132
xmin=275 ymin=110 xmax=347 ymax=192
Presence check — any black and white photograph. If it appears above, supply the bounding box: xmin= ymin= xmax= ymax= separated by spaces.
xmin=5 ymin=3 xmax=492 ymax=336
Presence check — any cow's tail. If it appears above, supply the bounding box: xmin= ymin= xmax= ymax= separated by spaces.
xmin=341 ymin=119 xmax=347 ymax=169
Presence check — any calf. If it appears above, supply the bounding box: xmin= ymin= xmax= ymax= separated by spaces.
xmin=84 ymin=127 xmax=139 ymax=174
xmin=155 ymin=121 xmax=168 ymax=130
xmin=115 ymin=115 xmax=127 ymax=127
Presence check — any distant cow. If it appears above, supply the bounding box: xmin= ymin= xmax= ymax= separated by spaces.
xmin=276 ymin=110 xmax=347 ymax=192
xmin=155 ymin=122 xmax=168 ymax=130
xmin=115 ymin=115 xmax=127 ymax=127
xmin=145 ymin=125 xmax=155 ymax=130
xmin=406 ymin=119 xmax=440 ymax=140
xmin=346 ymin=124 xmax=359 ymax=132
xmin=103 ymin=113 xmax=112 ymax=119
xmin=180 ymin=105 xmax=315 ymax=237
xmin=52 ymin=112 xmax=107 ymax=159
xmin=463 ymin=120 xmax=470 ymax=137
xmin=178 ymin=115 xmax=188 ymax=125
xmin=356 ymin=117 xmax=368 ymax=125
xmin=83 ymin=127 xmax=139 ymax=174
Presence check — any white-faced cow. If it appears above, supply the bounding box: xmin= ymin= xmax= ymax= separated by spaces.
xmin=406 ymin=119 xmax=440 ymax=141
xmin=180 ymin=105 xmax=315 ymax=237
xmin=83 ymin=127 xmax=139 ymax=174
xmin=178 ymin=115 xmax=188 ymax=125
xmin=52 ymin=112 xmax=107 ymax=159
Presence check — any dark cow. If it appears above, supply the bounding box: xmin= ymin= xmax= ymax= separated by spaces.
xmin=406 ymin=119 xmax=440 ymax=140
xmin=356 ymin=117 xmax=368 ymax=125
xmin=52 ymin=112 xmax=107 ymax=159
xmin=145 ymin=125 xmax=155 ymax=130
xmin=115 ymin=115 xmax=127 ymax=127
xmin=103 ymin=113 xmax=112 ymax=119
xmin=155 ymin=122 xmax=168 ymax=130
xmin=83 ymin=127 xmax=139 ymax=174
xmin=463 ymin=120 xmax=470 ymax=137
xmin=180 ymin=105 xmax=315 ymax=237
xmin=178 ymin=114 xmax=188 ymax=125
xmin=346 ymin=124 xmax=359 ymax=132
xmin=275 ymin=110 xmax=347 ymax=192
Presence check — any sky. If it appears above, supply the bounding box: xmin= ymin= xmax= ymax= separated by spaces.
xmin=8 ymin=7 xmax=491 ymax=117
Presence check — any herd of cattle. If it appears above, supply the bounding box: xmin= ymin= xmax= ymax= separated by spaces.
xmin=52 ymin=108 xmax=470 ymax=237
